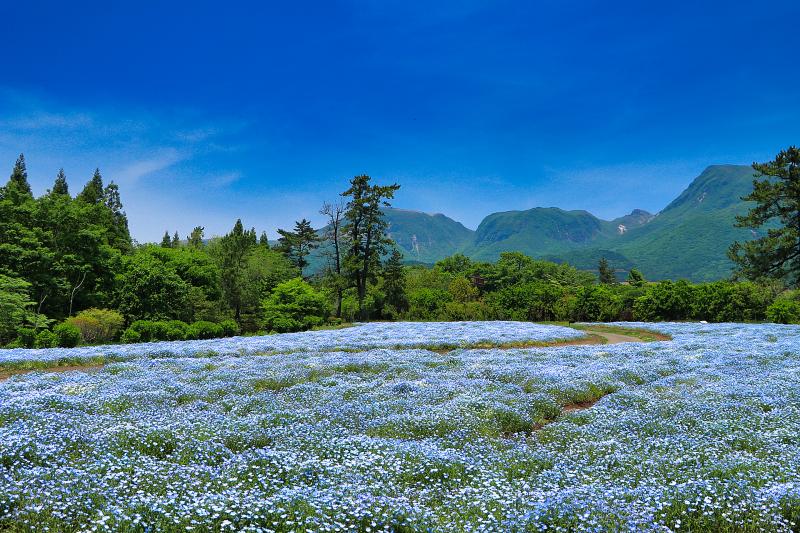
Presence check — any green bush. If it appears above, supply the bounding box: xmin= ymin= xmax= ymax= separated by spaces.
xmin=219 ymin=319 xmax=239 ymax=337
xmin=67 ymin=308 xmax=125 ymax=344
xmin=164 ymin=320 xmax=188 ymax=341
xmin=34 ymin=330 xmax=58 ymax=349
xmin=767 ymin=300 xmax=800 ymax=324
xmin=15 ymin=328 xmax=36 ymax=348
xmin=187 ymin=321 xmax=223 ymax=339
xmin=120 ymin=328 xmax=142 ymax=344
xmin=122 ymin=320 xmax=190 ymax=342
xmin=633 ymin=280 xmax=694 ymax=321
xmin=262 ymin=278 xmax=329 ymax=333
xmin=573 ymin=286 xmax=622 ymax=322
xmin=54 ymin=322 xmax=82 ymax=348
xmin=125 ymin=320 xmax=163 ymax=342
xmin=407 ymin=288 xmax=450 ymax=321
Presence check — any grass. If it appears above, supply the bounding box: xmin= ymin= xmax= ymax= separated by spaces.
xmin=536 ymin=321 xmax=672 ymax=342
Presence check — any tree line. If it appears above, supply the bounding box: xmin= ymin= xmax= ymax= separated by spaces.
xmin=2 ymin=146 xmax=800 ymax=348
xmin=0 ymin=159 xmax=402 ymax=347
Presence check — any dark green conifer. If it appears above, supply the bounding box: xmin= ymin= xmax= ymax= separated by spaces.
xmin=77 ymin=168 xmax=104 ymax=204
xmin=52 ymin=168 xmax=69 ymax=196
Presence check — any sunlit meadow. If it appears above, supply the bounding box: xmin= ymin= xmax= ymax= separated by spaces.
xmin=1 ymin=322 xmax=799 ymax=531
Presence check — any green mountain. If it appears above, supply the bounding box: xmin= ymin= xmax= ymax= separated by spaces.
xmin=308 ymin=165 xmax=760 ymax=281
xmin=462 ymin=207 xmax=654 ymax=261
xmin=385 ymin=208 xmax=474 ymax=264
xmin=607 ymin=165 xmax=759 ymax=281
xmin=457 ymin=165 xmax=756 ymax=281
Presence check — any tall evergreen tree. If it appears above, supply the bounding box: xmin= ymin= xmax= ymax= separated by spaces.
xmin=729 ymin=146 xmax=800 ymax=286
xmin=161 ymin=231 xmax=172 ymax=248
xmin=77 ymin=168 xmax=104 ymax=204
xmin=277 ymin=219 xmax=319 ymax=277
xmin=3 ymin=154 xmax=33 ymax=204
xmin=172 ymin=231 xmax=181 ymax=248
xmin=52 ymin=168 xmax=69 ymax=196
xmin=218 ymin=219 xmax=257 ymax=322
xmin=188 ymin=226 xmax=205 ymax=248
xmin=9 ymin=154 xmax=32 ymax=195
xmin=341 ymin=175 xmax=400 ymax=319
xmin=259 ymin=231 xmax=269 ymax=248
xmin=102 ymin=181 xmax=131 ymax=250
xmin=382 ymin=249 xmax=408 ymax=314
xmin=598 ymin=257 xmax=616 ymax=284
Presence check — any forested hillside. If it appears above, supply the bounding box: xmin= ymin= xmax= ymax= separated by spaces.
xmin=380 ymin=165 xmax=758 ymax=281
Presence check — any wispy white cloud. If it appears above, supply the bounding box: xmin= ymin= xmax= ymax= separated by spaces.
xmin=0 ymin=87 xmax=245 ymax=182
xmin=114 ymin=148 xmax=189 ymax=184
xmin=207 ymin=171 xmax=241 ymax=187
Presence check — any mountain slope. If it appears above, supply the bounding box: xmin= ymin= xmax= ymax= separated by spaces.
xmin=306 ymin=165 xmax=759 ymax=281
xmin=462 ymin=207 xmax=653 ymax=261
xmin=384 ymin=208 xmax=475 ymax=264
xmin=606 ymin=165 xmax=758 ymax=281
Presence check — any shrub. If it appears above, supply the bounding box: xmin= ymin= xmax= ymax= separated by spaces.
xmin=164 ymin=320 xmax=188 ymax=341
xmin=15 ymin=328 xmax=36 ymax=348
xmin=261 ymin=278 xmax=329 ymax=333
xmin=633 ymin=280 xmax=694 ymax=321
xmin=67 ymin=308 xmax=125 ymax=344
xmin=187 ymin=321 xmax=223 ymax=340
xmin=573 ymin=286 xmax=622 ymax=322
xmin=767 ymin=300 xmax=800 ymax=324
xmin=407 ymin=288 xmax=450 ymax=321
xmin=54 ymin=322 xmax=82 ymax=348
xmin=219 ymin=319 xmax=239 ymax=337
xmin=34 ymin=330 xmax=58 ymax=349
xmin=123 ymin=320 xmax=189 ymax=342
xmin=125 ymin=320 xmax=163 ymax=342
xmin=120 ymin=328 xmax=142 ymax=344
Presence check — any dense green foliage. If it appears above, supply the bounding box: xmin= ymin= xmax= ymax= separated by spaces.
xmin=350 ymin=251 xmax=784 ymax=324
xmin=261 ymin=278 xmax=329 ymax=333
xmin=729 ymin=146 xmax=800 ymax=285
xmin=3 ymin=154 xmax=800 ymax=350
xmin=66 ymin=308 xmax=125 ymax=344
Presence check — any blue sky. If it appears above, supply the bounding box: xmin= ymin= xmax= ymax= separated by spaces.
xmin=1 ymin=0 xmax=798 ymax=241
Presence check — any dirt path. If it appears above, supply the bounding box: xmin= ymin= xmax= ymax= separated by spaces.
xmin=586 ymin=330 xmax=643 ymax=344
xmin=0 ymin=364 xmax=104 ymax=383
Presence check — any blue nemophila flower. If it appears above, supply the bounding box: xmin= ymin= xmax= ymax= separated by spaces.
xmin=0 ymin=322 xmax=799 ymax=531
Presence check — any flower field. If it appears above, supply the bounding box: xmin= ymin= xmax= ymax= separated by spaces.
xmin=1 ymin=322 xmax=800 ymax=531
xmin=0 ymin=321 xmax=582 ymax=371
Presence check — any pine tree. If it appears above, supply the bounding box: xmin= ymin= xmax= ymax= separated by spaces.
xmin=598 ymin=257 xmax=616 ymax=284
xmin=626 ymin=268 xmax=646 ymax=287
xmin=9 ymin=154 xmax=31 ymax=194
xmin=172 ymin=231 xmax=180 ymax=248
xmin=341 ymin=175 xmax=400 ymax=319
xmin=52 ymin=168 xmax=69 ymax=196
xmin=259 ymin=231 xmax=269 ymax=248
xmin=188 ymin=226 xmax=205 ymax=248
xmin=161 ymin=231 xmax=172 ymax=248
xmin=219 ymin=219 xmax=257 ymax=322
xmin=102 ymin=181 xmax=131 ymax=250
xmin=4 ymin=154 xmax=33 ymax=203
xmin=77 ymin=168 xmax=104 ymax=204
xmin=730 ymin=146 xmax=800 ymax=285
xmin=382 ymin=249 xmax=408 ymax=314
xmin=277 ymin=219 xmax=319 ymax=277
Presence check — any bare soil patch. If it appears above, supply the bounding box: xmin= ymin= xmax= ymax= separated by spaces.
xmin=0 ymin=364 xmax=104 ymax=383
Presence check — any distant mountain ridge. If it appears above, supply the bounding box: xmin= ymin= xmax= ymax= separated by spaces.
xmin=379 ymin=164 xmax=758 ymax=281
